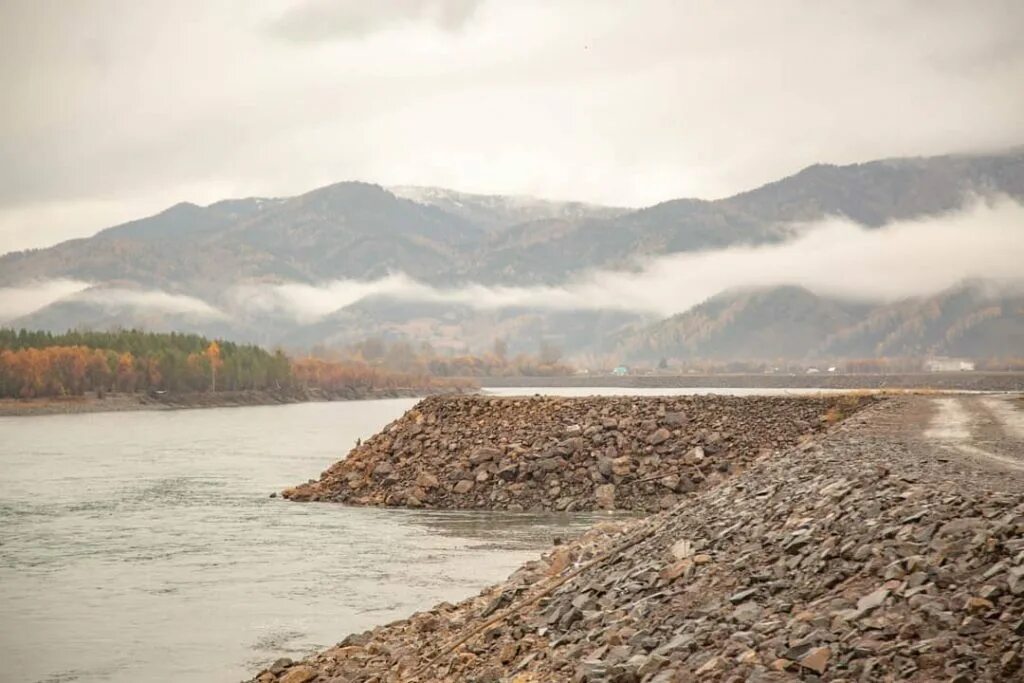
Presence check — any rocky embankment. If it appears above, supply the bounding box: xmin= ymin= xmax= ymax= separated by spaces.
xmin=257 ymin=396 xmax=1024 ymax=682
xmin=283 ymin=394 xmax=875 ymax=512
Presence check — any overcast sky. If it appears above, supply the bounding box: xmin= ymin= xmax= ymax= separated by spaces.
xmin=1 ymin=0 xmax=1022 ymax=253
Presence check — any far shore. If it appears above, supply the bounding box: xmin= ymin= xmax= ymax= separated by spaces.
xmin=0 ymin=386 xmax=459 ymax=417
xmin=477 ymin=370 xmax=1024 ymax=392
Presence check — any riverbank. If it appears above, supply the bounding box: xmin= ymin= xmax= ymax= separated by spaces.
xmin=282 ymin=393 xmax=877 ymax=512
xmin=255 ymin=394 xmax=1024 ymax=682
xmin=479 ymin=371 xmax=1024 ymax=392
xmin=0 ymin=386 xmax=467 ymax=417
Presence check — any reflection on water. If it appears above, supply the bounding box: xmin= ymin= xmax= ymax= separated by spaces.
xmin=0 ymin=400 xmax=605 ymax=683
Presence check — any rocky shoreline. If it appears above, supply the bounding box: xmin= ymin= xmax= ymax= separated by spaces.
xmin=283 ymin=394 xmax=876 ymax=513
xmin=0 ymin=387 xmax=459 ymax=417
xmin=256 ymin=395 xmax=1024 ymax=682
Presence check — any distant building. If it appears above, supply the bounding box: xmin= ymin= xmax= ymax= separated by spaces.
xmin=806 ymin=367 xmax=820 ymax=374
xmin=926 ymin=357 xmax=975 ymax=372
xmin=612 ymin=365 xmax=629 ymax=376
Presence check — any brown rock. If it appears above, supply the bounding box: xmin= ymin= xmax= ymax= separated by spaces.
xmin=547 ymin=548 xmax=573 ymax=575
xmin=660 ymin=558 xmax=693 ymax=581
xmin=470 ymin=447 xmax=502 ymax=465
xmin=281 ymin=486 xmax=313 ymax=501
xmin=695 ymin=656 xmax=723 ymax=674
xmin=499 ymin=642 xmax=519 ymax=664
xmin=415 ymin=471 xmax=439 ymax=489
xmin=799 ymin=647 xmax=831 ymax=674
xmin=611 ymin=456 xmax=633 ymax=477
xmin=279 ymin=665 xmax=316 ymax=683
xmin=595 ymin=483 xmax=616 ymax=509
xmin=964 ymin=596 xmax=994 ymax=613
xmin=648 ymin=427 xmax=671 ymax=445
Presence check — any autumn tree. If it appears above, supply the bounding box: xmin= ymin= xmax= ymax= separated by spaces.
xmin=204 ymin=341 xmax=223 ymax=391
xmin=116 ymin=352 xmax=137 ymax=392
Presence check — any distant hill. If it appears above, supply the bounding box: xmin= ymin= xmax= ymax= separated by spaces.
xmin=3 ymin=149 xmax=1023 ymax=359
xmin=615 ymin=286 xmax=870 ymax=361
xmin=4 ymin=149 xmax=1022 ymax=290
xmin=615 ymin=283 xmax=1024 ymax=362
xmin=0 ymin=182 xmax=485 ymax=291
xmin=817 ymin=283 xmax=1024 ymax=359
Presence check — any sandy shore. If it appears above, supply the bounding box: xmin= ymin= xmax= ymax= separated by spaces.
xmin=0 ymin=387 xmax=455 ymax=417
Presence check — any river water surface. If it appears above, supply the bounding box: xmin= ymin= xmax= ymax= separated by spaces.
xmin=0 ymin=399 xmax=608 ymax=683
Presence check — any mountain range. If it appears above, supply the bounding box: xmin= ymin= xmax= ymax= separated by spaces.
xmin=2 ymin=148 xmax=1023 ymax=363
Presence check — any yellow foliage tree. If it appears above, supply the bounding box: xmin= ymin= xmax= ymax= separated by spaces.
xmin=204 ymin=341 xmax=223 ymax=391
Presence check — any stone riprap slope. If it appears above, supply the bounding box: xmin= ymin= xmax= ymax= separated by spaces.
xmin=256 ymin=396 xmax=1024 ymax=682
xmin=283 ymin=394 xmax=875 ymax=512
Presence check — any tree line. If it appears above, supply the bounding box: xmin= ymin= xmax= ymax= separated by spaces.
xmin=0 ymin=329 xmax=453 ymax=399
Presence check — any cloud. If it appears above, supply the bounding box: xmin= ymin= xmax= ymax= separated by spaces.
xmin=69 ymin=288 xmax=226 ymax=319
xmin=229 ymin=197 xmax=1024 ymax=320
xmin=0 ymin=282 xmax=225 ymax=322
xmin=270 ymin=0 xmax=482 ymax=42
xmin=229 ymin=276 xmax=421 ymax=323
xmin=0 ymin=279 xmax=91 ymax=322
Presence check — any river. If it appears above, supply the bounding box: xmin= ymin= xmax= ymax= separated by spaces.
xmin=0 ymin=399 xmax=608 ymax=683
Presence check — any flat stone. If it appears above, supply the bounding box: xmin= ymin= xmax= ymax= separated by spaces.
xmin=733 ymin=601 xmax=763 ymax=624
xmin=857 ymin=588 xmax=890 ymax=614
xmin=729 ymin=588 xmax=758 ymax=604
xmin=695 ymin=656 xmax=723 ymax=674
xmin=799 ymin=646 xmax=831 ymax=674
xmin=648 ymin=427 xmax=672 ymax=445
xmin=669 ymin=539 xmax=694 ymax=560
xmin=469 ymin=447 xmax=502 ymax=464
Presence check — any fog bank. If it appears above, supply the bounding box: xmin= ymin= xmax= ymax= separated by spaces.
xmin=231 ymin=197 xmax=1024 ymax=320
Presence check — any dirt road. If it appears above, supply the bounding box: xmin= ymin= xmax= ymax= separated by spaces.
xmin=920 ymin=394 xmax=1024 ymax=472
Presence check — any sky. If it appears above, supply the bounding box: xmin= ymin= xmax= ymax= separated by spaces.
xmin=1 ymin=0 xmax=1022 ymax=253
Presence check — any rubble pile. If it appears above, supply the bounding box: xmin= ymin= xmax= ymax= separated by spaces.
xmin=283 ymin=394 xmax=874 ymax=512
